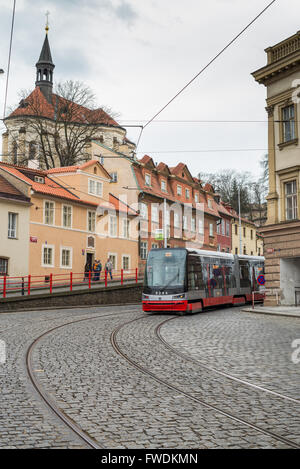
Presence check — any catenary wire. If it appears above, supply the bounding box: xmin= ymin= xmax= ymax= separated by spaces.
xmin=139 ymin=0 xmax=278 ymax=137
xmin=3 ymin=0 xmax=16 ymax=120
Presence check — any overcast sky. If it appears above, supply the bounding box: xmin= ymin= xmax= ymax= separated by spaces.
xmin=0 ymin=0 xmax=299 ymax=178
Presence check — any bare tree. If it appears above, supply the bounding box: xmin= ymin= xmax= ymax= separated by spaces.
xmin=7 ymin=80 xmax=120 ymax=169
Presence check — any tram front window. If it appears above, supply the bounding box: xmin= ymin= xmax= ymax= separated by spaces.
xmin=144 ymin=249 xmax=187 ymax=292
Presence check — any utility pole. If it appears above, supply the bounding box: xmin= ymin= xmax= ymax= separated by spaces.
xmin=238 ymin=186 xmax=242 ymax=254
xmin=164 ymin=198 xmax=167 ymax=248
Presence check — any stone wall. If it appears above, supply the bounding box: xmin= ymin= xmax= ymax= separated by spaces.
xmin=0 ymin=282 xmax=143 ymax=312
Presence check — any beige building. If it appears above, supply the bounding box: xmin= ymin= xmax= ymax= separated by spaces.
xmin=230 ymin=210 xmax=263 ymax=257
xmin=253 ymin=31 xmax=300 ymax=305
xmin=0 ymin=161 xmax=139 ymax=280
xmin=0 ymin=171 xmax=31 ymax=278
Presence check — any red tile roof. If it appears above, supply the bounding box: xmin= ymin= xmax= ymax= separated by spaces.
xmin=47 ymin=160 xmax=111 ymax=179
xmin=7 ymin=87 xmax=119 ymax=127
xmin=0 ymin=174 xmax=30 ymax=203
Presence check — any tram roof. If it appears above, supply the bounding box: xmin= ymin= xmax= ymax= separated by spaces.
xmin=153 ymin=247 xmax=265 ymax=262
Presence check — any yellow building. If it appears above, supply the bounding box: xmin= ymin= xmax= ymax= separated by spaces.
xmin=253 ymin=31 xmax=300 ymax=305
xmin=230 ymin=210 xmax=262 ymax=257
xmin=0 ymin=161 xmax=139 ymax=280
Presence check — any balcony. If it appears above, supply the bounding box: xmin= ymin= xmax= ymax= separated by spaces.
xmin=266 ymin=31 xmax=300 ymax=64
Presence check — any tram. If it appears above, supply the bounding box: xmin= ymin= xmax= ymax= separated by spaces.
xmin=142 ymin=248 xmax=265 ymax=314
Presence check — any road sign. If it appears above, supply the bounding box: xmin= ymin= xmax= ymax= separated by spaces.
xmin=257 ymin=275 xmax=265 ymax=286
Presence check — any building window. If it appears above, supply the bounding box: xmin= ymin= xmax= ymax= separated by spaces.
xmin=226 ymin=221 xmax=230 ymax=237
xmin=29 ymin=142 xmax=36 ymax=160
xmin=140 ymin=241 xmax=148 ymax=260
xmin=122 ymin=219 xmax=130 ymax=238
xmin=0 ymin=258 xmax=8 ymax=275
xmin=109 ymin=215 xmax=117 ymax=237
xmin=42 ymin=245 xmax=54 ymax=267
xmin=185 ymin=188 xmax=190 ymax=199
xmin=243 ymin=227 xmax=246 ymax=237
xmin=221 ymin=219 xmax=225 ymax=235
xmin=195 ymin=193 xmax=199 ymax=203
xmin=44 ymin=201 xmax=54 ymax=225
xmin=285 ymin=180 xmax=298 ymax=220
xmin=209 ymin=223 xmax=214 ymax=237
xmin=34 ymin=176 xmax=45 ymax=184
xmin=88 ymin=211 xmax=96 ymax=232
xmin=60 ymin=247 xmax=72 ymax=268
xmin=140 ymin=203 xmax=148 ymax=219
xmin=88 ymin=179 xmax=103 ymax=196
xmin=8 ymin=213 xmax=18 ymax=238
xmin=282 ymin=105 xmax=296 ymax=142
xmin=110 ymin=172 xmax=118 ymax=182
xmin=243 ymin=246 xmax=247 ymax=255
xmin=62 ymin=205 xmax=72 ymax=228
xmin=198 ymin=219 xmax=204 ymax=234
xmin=152 ymin=243 xmax=158 ymax=249
xmin=145 ymin=173 xmax=151 ymax=186
xmin=235 ymin=224 xmax=238 ymax=235
xmin=152 ymin=206 xmax=159 ymax=223
xmin=177 ymin=185 xmax=182 ymax=196
xmin=108 ymin=253 xmax=117 ymax=270
xmin=235 ymin=248 xmax=238 ymax=254
xmin=208 ymin=199 xmax=212 ymax=209
xmin=191 ymin=217 xmax=196 ymax=232
xmin=258 ymin=248 xmax=261 ymax=256
xmin=183 ymin=215 xmax=188 ymax=230
xmin=174 ymin=212 xmax=180 ymax=228
xmin=251 ymin=229 xmax=253 ymax=240
xmin=122 ymin=255 xmax=130 ymax=271
xmin=161 ymin=180 xmax=167 ymax=192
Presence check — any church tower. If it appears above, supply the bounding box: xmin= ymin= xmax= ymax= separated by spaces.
xmin=35 ymin=18 xmax=55 ymax=103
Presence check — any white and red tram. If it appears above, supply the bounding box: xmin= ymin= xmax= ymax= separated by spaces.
xmin=142 ymin=248 xmax=265 ymax=314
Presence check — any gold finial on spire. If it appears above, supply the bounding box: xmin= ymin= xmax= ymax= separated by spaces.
xmin=45 ymin=11 xmax=50 ymax=34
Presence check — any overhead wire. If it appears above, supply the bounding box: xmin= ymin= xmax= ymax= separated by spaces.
xmin=3 ymin=0 xmax=16 ymax=120
xmin=137 ymin=0 xmax=278 ymax=144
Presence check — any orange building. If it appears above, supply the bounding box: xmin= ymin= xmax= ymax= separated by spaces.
xmin=0 ymin=161 xmax=138 ymax=279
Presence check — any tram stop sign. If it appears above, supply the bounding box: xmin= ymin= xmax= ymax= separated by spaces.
xmin=257 ymin=274 xmax=265 ymax=286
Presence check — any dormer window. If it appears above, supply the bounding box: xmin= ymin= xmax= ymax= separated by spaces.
xmin=195 ymin=193 xmax=199 ymax=203
xmin=161 ymin=180 xmax=167 ymax=192
xmin=34 ymin=176 xmax=45 ymax=184
xmin=145 ymin=173 xmax=151 ymax=186
xmin=208 ymin=199 xmax=213 ymax=209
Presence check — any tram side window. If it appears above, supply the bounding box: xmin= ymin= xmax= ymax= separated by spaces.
xmin=240 ymin=261 xmax=251 ymax=287
xmin=188 ymin=256 xmax=205 ymax=290
xmin=211 ymin=263 xmax=224 ymax=289
xmin=225 ymin=263 xmax=236 ymax=288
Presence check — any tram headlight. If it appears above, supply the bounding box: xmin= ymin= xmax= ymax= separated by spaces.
xmin=172 ymin=294 xmax=185 ymax=299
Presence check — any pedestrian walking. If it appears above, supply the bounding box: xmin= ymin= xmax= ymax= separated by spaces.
xmin=105 ymin=258 xmax=113 ymax=280
xmin=84 ymin=261 xmax=91 ymax=281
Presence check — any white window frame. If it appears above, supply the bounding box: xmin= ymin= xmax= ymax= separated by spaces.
xmin=145 ymin=173 xmax=151 ymax=186
xmin=108 ymin=252 xmax=117 ymax=270
xmin=285 ymin=180 xmax=298 ymax=220
xmin=195 ymin=193 xmax=199 ymax=203
xmin=174 ymin=212 xmax=180 ymax=228
xmin=110 ymin=172 xmax=118 ymax=182
xmin=177 ymin=185 xmax=182 ymax=196
xmin=87 ymin=210 xmax=96 ymax=233
xmin=151 ymin=205 xmax=159 ymax=223
xmin=185 ymin=188 xmax=190 ymax=200
xmin=140 ymin=241 xmax=148 ymax=260
xmin=198 ymin=219 xmax=204 ymax=234
xmin=191 ymin=217 xmax=196 ymax=232
xmin=88 ymin=178 xmax=103 ymax=197
xmin=183 ymin=215 xmax=188 ymax=230
xmin=140 ymin=203 xmax=148 ymax=219
xmin=60 ymin=246 xmax=73 ymax=269
xmin=62 ymin=204 xmax=72 ymax=228
xmin=161 ymin=179 xmax=167 ymax=192
xmin=42 ymin=244 xmax=55 ymax=268
xmin=122 ymin=254 xmax=130 ymax=272
xmin=109 ymin=215 xmax=118 ymax=237
xmin=208 ymin=199 xmax=213 ymax=209
xmin=122 ymin=218 xmax=130 ymax=238
xmin=44 ymin=200 xmax=55 ymax=226
xmin=8 ymin=212 xmax=18 ymax=239
xmin=209 ymin=223 xmax=214 ymax=237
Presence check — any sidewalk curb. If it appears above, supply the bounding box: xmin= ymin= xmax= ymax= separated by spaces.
xmin=242 ymin=308 xmax=300 ymax=319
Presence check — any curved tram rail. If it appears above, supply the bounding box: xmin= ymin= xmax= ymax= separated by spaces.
xmin=111 ymin=315 xmax=300 ymax=449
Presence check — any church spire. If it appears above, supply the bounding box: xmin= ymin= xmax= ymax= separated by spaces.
xmin=35 ymin=13 xmax=55 ymax=103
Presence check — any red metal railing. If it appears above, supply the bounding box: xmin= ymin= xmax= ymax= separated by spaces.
xmin=0 ymin=268 xmax=142 ymax=298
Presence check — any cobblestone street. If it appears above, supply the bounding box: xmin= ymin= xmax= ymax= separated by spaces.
xmin=0 ymin=305 xmax=299 ymax=449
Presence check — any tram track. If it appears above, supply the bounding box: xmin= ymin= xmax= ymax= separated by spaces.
xmin=156 ymin=316 xmax=300 ymax=405
xmin=25 ymin=308 xmax=142 ymax=449
xmin=111 ymin=315 xmax=300 ymax=449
